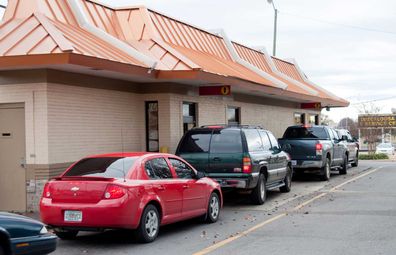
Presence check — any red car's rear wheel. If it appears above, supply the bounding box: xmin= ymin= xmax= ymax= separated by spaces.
xmin=136 ymin=204 xmax=160 ymax=243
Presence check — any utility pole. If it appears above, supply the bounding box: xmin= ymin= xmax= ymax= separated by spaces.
xmin=267 ymin=0 xmax=278 ymax=56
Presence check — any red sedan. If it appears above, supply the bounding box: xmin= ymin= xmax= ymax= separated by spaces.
xmin=40 ymin=152 xmax=222 ymax=243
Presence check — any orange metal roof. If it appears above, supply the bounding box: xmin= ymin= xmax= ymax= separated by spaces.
xmin=0 ymin=0 xmax=348 ymax=107
xmin=271 ymin=57 xmax=334 ymax=100
xmin=0 ymin=12 xmax=143 ymax=66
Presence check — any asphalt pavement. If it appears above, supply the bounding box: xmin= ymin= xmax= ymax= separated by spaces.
xmin=52 ymin=161 xmax=396 ymax=255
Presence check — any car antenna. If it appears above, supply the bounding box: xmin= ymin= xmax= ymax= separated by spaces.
xmin=121 ymin=128 xmax=126 ymax=183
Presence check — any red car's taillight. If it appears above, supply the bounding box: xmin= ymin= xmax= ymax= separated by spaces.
xmin=103 ymin=185 xmax=126 ymax=200
xmin=243 ymin=156 xmax=252 ymax=174
xmin=42 ymin=183 xmax=51 ymax=198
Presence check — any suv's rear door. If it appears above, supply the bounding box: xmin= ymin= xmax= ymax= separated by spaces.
xmin=176 ymin=130 xmax=212 ymax=172
xmin=267 ymin=131 xmax=288 ymax=181
xmin=208 ymin=129 xmax=244 ymax=175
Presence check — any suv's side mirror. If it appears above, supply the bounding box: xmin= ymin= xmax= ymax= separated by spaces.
xmin=341 ymin=135 xmax=348 ymax=141
xmin=195 ymin=171 xmax=205 ymax=179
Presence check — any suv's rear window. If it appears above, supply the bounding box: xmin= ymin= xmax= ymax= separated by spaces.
xmin=64 ymin=157 xmax=138 ymax=178
xmin=283 ymin=127 xmax=328 ymax=139
xmin=178 ymin=130 xmax=212 ymax=153
xmin=210 ymin=129 xmax=243 ymax=153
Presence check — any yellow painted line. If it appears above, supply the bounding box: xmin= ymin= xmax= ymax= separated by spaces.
xmin=193 ymin=167 xmax=383 ymax=255
xmin=193 ymin=213 xmax=287 ymax=255
xmin=292 ymin=192 xmax=327 ymax=211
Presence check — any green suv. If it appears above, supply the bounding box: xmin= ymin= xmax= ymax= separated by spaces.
xmin=176 ymin=125 xmax=292 ymax=205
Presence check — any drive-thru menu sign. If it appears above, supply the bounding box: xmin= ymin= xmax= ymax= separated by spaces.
xmin=358 ymin=115 xmax=396 ymax=128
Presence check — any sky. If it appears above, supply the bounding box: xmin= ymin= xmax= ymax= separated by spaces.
xmin=1 ymin=0 xmax=395 ymax=123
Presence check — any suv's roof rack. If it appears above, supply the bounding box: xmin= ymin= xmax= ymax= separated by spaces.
xmin=199 ymin=124 xmax=264 ymax=129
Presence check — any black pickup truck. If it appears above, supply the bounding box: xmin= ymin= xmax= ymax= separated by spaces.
xmin=278 ymin=125 xmax=348 ymax=181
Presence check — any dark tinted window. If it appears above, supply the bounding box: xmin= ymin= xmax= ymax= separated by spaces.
xmin=259 ymin=130 xmax=272 ymax=150
xmin=65 ymin=157 xmax=137 ymax=178
xmin=170 ymin=158 xmax=195 ymax=179
xmin=244 ymin=129 xmax=263 ymax=151
xmin=283 ymin=127 xmax=328 ymax=139
xmin=178 ymin=130 xmax=211 ymax=153
xmin=210 ymin=129 xmax=242 ymax=153
xmin=267 ymin=132 xmax=280 ymax=150
xmin=145 ymin=158 xmax=173 ymax=179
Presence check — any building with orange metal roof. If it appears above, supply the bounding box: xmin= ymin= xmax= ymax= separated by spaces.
xmin=0 ymin=0 xmax=348 ymax=212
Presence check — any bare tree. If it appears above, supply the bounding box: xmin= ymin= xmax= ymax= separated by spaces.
xmin=320 ymin=114 xmax=336 ymax=127
xmin=337 ymin=117 xmax=358 ymax=138
xmin=356 ymin=102 xmax=383 ymax=154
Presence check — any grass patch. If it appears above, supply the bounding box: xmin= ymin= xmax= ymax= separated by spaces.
xmin=359 ymin=153 xmax=389 ymax=160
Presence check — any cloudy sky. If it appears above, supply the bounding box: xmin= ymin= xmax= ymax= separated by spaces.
xmin=1 ymin=0 xmax=395 ymax=123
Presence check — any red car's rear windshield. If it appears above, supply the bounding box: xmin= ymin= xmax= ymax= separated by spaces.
xmin=64 ymin=157 xmax=138 ymax=178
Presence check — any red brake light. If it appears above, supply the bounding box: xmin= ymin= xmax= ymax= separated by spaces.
xmin=42 ymin=183 xmax=51 ymax=198
xmin=303 ymin=124 xmax=312 ymax=128
xmin=243 ymin=156 xmax=252 ymax=174
xmin=315 ymin=143 xmax=323 ymax=151
xmin=103 ymin=185 xmax=126 ymax=200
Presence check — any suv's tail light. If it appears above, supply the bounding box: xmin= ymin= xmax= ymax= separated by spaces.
xmin=243 ymin=156 xmax=252 ymax=174
xmin=42 ymin=183 xmax=51 ymax=198
xmin=103 ymin=185 xmax=126 ymax=200
xmin=316 ymin=143 xmax=323 ymax=155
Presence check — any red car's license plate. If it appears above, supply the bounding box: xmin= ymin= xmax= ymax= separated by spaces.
xmin=64 ymin=210 xmax=82 ymax=222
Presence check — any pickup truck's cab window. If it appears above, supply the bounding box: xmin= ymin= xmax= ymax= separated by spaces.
xmin=283 ymin=127 xmax=328 ymax=139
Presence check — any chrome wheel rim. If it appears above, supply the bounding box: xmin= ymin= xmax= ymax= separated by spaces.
xmin=145 ymin=210 xmax=158 ymax=238
xmin=210 ymin=196 xmax=219 ymax=219
xmin=260 ymin=180 xmax=265 ymax=200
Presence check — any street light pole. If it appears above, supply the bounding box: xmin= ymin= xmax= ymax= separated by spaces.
xmin=267 ymin=0 xmax=278 ymax=56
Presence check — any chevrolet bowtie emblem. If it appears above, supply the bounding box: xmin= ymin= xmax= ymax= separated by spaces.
xmin=71 ymin=187 xmax=80 ymax=192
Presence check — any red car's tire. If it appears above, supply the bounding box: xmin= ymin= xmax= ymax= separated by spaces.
xmin=136 ymin=204 xmax=160 ymax=243
xmin=206 ymin=192 xmax=220 ymax=223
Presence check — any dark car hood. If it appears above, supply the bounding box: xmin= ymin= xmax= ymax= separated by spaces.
xmin=0 ymin=212 xmax=43 ymax=238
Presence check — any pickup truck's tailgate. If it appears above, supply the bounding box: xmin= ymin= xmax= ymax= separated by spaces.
xmin=279 ymin=139 xmax=318 ymax=160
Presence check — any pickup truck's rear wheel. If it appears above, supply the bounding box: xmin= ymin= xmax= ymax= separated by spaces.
xmin=320 ymin=158 xmax=331 ymax=181
xmin=280 ymin=166 xmax=292 ymax=193
xmin=351 ymin=152 xmax=359 ymax=167
xmin=54 ymin=230 xmax=79 ymax=240
xmin=339 ymin=155 xmax=348 ymax=175
xmin=251 ymin=174 xmax=266 ymax=205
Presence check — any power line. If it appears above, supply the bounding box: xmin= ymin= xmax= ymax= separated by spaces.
xmin=0 ymin=4 xmax=6 ymax=9
xmin=280 ymin=11 xmax=396 ymax=36
xmin=351 ymin=96 xmax=396 ymax=105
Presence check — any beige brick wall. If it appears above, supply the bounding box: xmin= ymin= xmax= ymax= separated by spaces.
xmin=0 ymin=83 xmax=49 ymax=166
xmin=47 ymin=83 xmax=144 ymax=164
xmin=166 ymin=94 xmax=320 ymax=153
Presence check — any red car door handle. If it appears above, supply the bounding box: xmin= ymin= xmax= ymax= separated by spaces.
xmin=183 ymin=185 xmax=189 ymax=189
xmin=155 ymin=185 xmax=165 ymax=191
